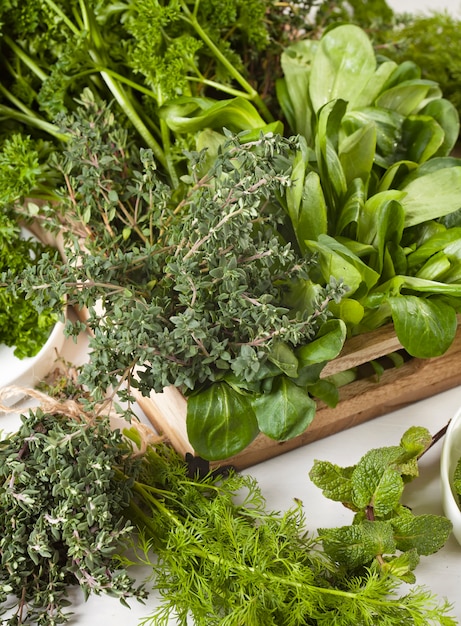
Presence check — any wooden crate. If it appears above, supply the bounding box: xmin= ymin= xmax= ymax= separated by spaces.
xmin=133 ymin=323 xmax=461 ymax=469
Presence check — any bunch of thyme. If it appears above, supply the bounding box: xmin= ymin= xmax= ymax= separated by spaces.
xmin=0 ymin=407 xmax=146 ymax=625
xmin=15 ymin=99 xmax=345 ymax=401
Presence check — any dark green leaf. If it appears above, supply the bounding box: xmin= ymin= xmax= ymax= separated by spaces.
xmin=252 ymin=376 xmax=316 ymax=441
xmin=389 ymin=295 xmax=457 ymax=357
xmin=187 ymin=383 xmax=259 ymax=460
xmin=391 ymin=513 xmax=452 ymax=555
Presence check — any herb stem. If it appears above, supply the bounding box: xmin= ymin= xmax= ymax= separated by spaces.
xmin=0 ymin=104 xmax=68 ymax=142
xmin=179 ymin=0 xmax=274 ymax=123
xmin=3 ymin=35 xmax=48 ymax=82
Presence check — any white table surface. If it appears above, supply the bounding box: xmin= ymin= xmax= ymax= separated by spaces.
xmin=2 ymin=320 xmax=461 ymax=625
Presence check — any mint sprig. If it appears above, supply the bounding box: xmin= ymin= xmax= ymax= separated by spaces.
xmin=310 ymin=425 xmax=452 ymax=582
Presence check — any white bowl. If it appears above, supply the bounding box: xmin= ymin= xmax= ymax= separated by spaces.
xmin=0 ymin=318 xmax=66 ymax=406
xmin=0 ymin=225 xmax=67 ymax=405
xmin=441 ymin=407 xmax=461 ymax=544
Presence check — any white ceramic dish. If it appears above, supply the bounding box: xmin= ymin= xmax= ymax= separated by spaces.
xmin=0 ymin=318 xmax=66 ymax=405
xmin=0 ymin=226 xmax=66 ymax=405
xmin=441 ymin=407 xmax=461 ymax=544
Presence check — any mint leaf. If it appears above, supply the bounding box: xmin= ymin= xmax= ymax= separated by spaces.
xmin=309 ymin=460 xmax=354 ymax=504
xmin=381 ymin=549 xmax=420 ymax=583
xmin=400 ymin=426 xmax=432 ymax=457
xmin=391 ymin=513 xmax=453 ymax=555
xmin=319 ymin=520 xmax=396 ymax=568
xmin=351 ymin=447 xmax=404 ymax=515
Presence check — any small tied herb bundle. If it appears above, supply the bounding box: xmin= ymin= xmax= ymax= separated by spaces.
xmin=0 ymin=389 xmax=455 ymax=625
xmin=0 ymin=399 xmax=148 ymax=625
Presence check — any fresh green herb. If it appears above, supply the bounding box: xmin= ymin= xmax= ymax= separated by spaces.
xmin=0 ymin=212 xmax=57 ymax=359
xmin=310 ymin=425 xmax=452 ymax=582
xmin=0 ymin=408 xmax=146 ymax=625
xmin=14 ymin=105 xmax=347 ymax=459
xmin=0 ymin=398 xmax=455 ymax=625
xmin=130 ymin=428 xmax=454 ymax=625
xmin=0 ymin=0 xmax=313 ymax=186
xmin=277 ymin=24 xmax=461 ymax=360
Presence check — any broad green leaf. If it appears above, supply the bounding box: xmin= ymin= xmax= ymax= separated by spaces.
xmin=389 ymin=295 xmax=457 ymax=358
xmin=252 ymin=376 xmax=316 ymax=441
xmin=279 ymin=39 xmax=318 ymax=140
xmin=286 ymin=146 xmax=308 ymax=226
xmin=335 ymin=178 xmax=366 ymax=236
xmin=306 ymin=379 xmax=339 ymax=407
xmin=376 ymin=80 xmax=442 ymax=117
xmin=343 ymin=107 xmax=404 ymax=168
xmin=297 ymin=171 xmax=328 ymax=246
xmin=415 ymin=252 xmax=451 ymax=281
xmin=351 ymin=447 xmax=405 ymax=514
xmin=306 ymin=235 xmax=380 ymax=294
xmin=339 ymin=122 xmax=376 ymax=186
xmin=399 ymin=166 xmax=461 ymax=227
xmin=296 ymin=319 xmax=346 ymax=367
xmin=354 ymin=60 xmax=398 ymax=107
xmin=419 ymin=99 xmax=460 ymax=156
xmin=316 ymin=100 xmax=348 ymax=208
xmin=357 ymin=191 xmax=405 ymax=246
xmin=267 ymin=341 xmax=299 ymax=378
xmin=378 ymin=160 xmax=417 ymax=192
xmin=292 ymin=362 xmax=325 ymax=387
xmin=407 ymin=227 xmax=461 ymax=269
xmin=382 ymin=60 xmax=421 ymax=90
xmin=358 ymin=194 xmax=405 ymax=275
xmin=187 ymin=383 xmax=259 ymax=460
xmin=319 ymin=521 xmax=396 ymax=568
xmin=309 ymin=460 xmax=354 ymax=503
xmin=305 ymin=239 xmax=363 ymax=295
xmin=376 ymin=274 xmax=461 ymax=298
xmin=402 ymin=116 xmax=445 ymax=163
xmin=391 ymin=513 xmax=452 ymax=556
xmin=309 ymin=25 xmax=377 ymax=113
xmin=328 ymin=298 xmax=364 ymax=326
xmin=159 ymin=96 xmax=272 ymax=133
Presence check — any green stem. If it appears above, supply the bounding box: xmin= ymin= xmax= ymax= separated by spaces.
xmin=77 ymin=0 xmax=172 ymax=178
xmin=187 ymin=75 xmax=252 ymax=100
xmin=42 ymin=0 xmax=81 ymax=36
xmin=179 ymin=1 xmax=273 ymax=123
xmin=0 ymin=104 xmax=68 ymax=142
xmin=3 ymin=36 xmax=48 ymax=82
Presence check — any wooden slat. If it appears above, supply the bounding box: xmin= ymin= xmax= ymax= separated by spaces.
xmin=320 ymin=324 xmax=402 ymax=377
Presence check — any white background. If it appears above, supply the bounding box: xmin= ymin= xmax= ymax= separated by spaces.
xmin=387 ymin=0 xmax=461 ymax=15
